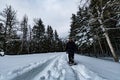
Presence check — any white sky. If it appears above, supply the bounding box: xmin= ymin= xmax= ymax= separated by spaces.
xmin=0 ymin=0 xmax=80 ymax=38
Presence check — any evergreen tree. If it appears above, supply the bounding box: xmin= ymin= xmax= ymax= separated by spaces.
xmin=32 ymin=18 xmax=45 ymax=53
xmin=54 ymin=30 xmax=59 ymax=41
xmin=18 ymin=15 xmax=28 ymax=54
xmin=69 ymin=14 xmax=78 ymax=38
xmin=53 ymin=30 xmax=60 ymax=52
xmin=0 ymin=23 xmax=4 ymax=51
xmin=47 ymin=25 xmax=53 ymax=39
xmin=46 ymin=25 xmax=54 ymax=52
xmin=0 ymin=5 xmax=17 ymax=53
xmin=33 ymin=19 xmax=45 ymax=40
xmin=70 ymin=7 xmax=92 ymax=53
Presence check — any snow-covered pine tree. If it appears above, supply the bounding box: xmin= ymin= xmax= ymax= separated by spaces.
xmin=53 ymin=30 xmax=59 ymax=52
xmin=0 ymin=5 xmax=17 ymax=54
xmin=53 ymin=30 xmax=64 ymax=52
xmin=32 ymin=18 xmax=45 ymax=53
xmin=46 ymin=25 xmax=54 ymax=52
xmin=69 ymin=14 xmax=78 ymax=38
xmin=69 ymin=7 xmax=92 ymax=55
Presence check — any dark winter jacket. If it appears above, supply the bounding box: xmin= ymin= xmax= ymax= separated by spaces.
xmin=65 ymin=41 xmax=77 ymax=54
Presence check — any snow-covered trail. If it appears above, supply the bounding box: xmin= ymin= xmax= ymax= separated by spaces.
xmin=1 ymin=53 xmax=107 ymax=80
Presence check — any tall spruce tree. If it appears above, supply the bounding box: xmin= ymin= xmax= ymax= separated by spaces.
xmin=46 ymin=25 xmax=54 ymax=52
xmin=0 ymin=5 xmax=17 ymax=53
xmin=54 ymin=30 xmax=60 ymax=52
xmin=54 ymin=30 xmax=59 ymax=41
xmin=18 ymin=15 xmax=28 ymax=54
xmin=33 ymin=19 xmax=45 ymax=40
xmin=0 ymin=23 xmax=4 ymax=51
xmin=32 ymin=18 xmax=45 ymax=53
xmin=69 ymin=14 xmax=78 ymax=38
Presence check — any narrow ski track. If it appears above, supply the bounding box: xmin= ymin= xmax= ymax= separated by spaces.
xmin=9 ymin=55 xmax=60 ymax=80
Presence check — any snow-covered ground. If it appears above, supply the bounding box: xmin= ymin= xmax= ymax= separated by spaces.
xmin=0 ymin=52 xmax=120 ymax=80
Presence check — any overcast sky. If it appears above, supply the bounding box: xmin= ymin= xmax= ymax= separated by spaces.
xmin=0 ymin=0 xmax=80 ymax=38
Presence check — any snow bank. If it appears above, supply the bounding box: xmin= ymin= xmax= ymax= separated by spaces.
xmin=75 ymin=54 xmax=120 ymax=80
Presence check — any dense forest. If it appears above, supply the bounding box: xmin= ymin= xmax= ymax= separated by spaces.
xmin=0 ymin=6 xmax=65 ymax=55
xmin=69 ymin=0 xmax=120 ymax=61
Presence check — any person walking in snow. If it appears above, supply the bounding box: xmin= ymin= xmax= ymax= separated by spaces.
xmin=65 ymin=37 xmax=77 ymax=64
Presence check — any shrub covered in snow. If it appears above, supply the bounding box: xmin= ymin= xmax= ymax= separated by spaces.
xmin=0 ymin=51 xmax=4 ymax=56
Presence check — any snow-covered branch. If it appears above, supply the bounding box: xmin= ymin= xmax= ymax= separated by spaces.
xmin=102 ymin=0 xmax=112 ymax=10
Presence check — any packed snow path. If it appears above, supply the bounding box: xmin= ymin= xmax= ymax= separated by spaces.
xmin=0 ymin=53 xmax=120 ymax=80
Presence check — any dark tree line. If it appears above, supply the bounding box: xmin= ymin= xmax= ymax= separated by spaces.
xmin=69 ymin=0 xmax=120 ymax=59
xmin=0 ymin=5 xmax=65 ymax=55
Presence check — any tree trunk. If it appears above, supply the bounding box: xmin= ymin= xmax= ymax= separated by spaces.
xmin=104 ymin=32 xmax=119 ymax=62
xmin=98 ymin=38 xmax=104 ymax=56
xmin=98 ymin=14 xmax=119 ymax=62
xmin=93 ymin=43 xmax=97 ymax=57
xmin=96 ymin=30 xmax=104 ymax=56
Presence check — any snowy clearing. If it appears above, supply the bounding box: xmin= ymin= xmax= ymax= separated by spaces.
xmin=0 ymin=52 xmax=120 ymax=80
